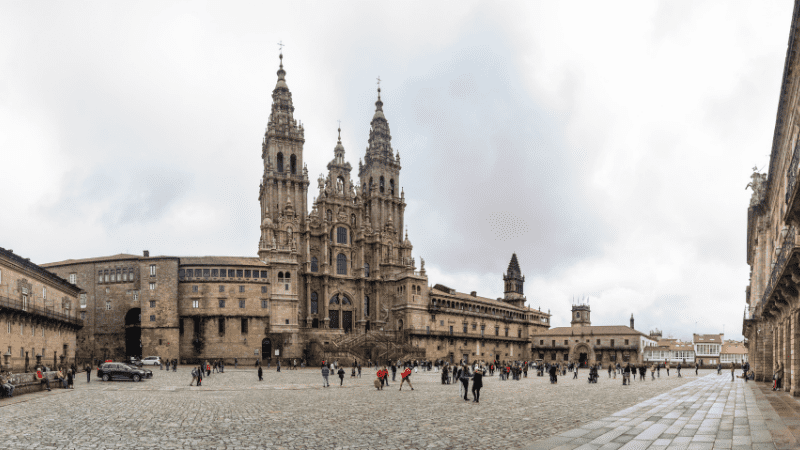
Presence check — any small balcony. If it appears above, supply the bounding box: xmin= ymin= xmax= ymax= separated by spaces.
xmin=0 ymin=295 xmax=83 ymax=328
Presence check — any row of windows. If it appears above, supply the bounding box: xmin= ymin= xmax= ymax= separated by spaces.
xmin=398 ymin=285 xmax=422 ymax=295
xmin=190 ymin=299 xmax=270 ymax=309
xmin=538 ymin=338 xmax=630 ymax=346
xmin=190 ymin=285 xmax=266 ymax=294
xmin=180 ymin=268 xmax=269 ymax=279
xmin=5 ymin=321 xmax=64 ymax=337
xmin=695 ymin=344 xmax=720 ymax=355
xmin=431 ymin=299 xmax=530 ymax=320
xmin=99 ymin=268 xmax=136 ymax=284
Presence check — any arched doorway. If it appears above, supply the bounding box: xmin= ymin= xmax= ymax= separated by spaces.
xmin=262 ymin=338 xmax=272 ymax=361
xmin=571 ymin=344 xmax=593 ymax=368
xmin=124 ymin=308 xmax=141 ymax=358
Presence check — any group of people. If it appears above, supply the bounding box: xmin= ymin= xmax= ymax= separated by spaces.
xmin=159 ymin=358 xmax=179 ymax=371
xmin=189 ymin=360 xmax=223 ymax=386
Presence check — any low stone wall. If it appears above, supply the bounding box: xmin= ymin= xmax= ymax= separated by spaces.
xmin=2 ymin=371 xmax=66 ymax=398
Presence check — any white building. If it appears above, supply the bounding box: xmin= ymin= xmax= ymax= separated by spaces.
xmin=693 ymin=333 xmax=722 ymax=366
xmin=720 ymin=341 xmax=748 ymax=366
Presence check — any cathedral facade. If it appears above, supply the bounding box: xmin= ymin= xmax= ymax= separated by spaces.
xmin=42 ymin=54 xmax=550 ymax=365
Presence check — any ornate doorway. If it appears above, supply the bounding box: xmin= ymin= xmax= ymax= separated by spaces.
xmin=579 ymin=352 xmax=588 ymax=367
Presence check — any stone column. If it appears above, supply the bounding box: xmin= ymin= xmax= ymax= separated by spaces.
xmin=787 ymin=316 xmax=793 ymax=392
xmin=793 ymin=310 xmax=800 ymax=396
xmin=322 ymin=278 xmax=329 ymax=329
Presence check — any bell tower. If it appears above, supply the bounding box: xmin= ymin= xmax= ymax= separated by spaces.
xmin=258 ymin=51 xmax=309 ymax=261
xmin=571 ymin=303 xmax=591 ymax=327
xmin=502 ymin=253 xmax=526 ymax=308
xmin=358 ymin=84 xmax=405 ymax=242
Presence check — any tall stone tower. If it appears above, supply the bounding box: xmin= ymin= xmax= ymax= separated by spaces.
xmin=257 ymin=52 xmax=307 ymax=343
xmin=503 ymin=253 xmax=526 ymax=308
xmin=358 ymin=87 xmax=405 ymax=243
xmin=357 ymin=86 xmax=412 ymax=280
xmin=571 ymin=304 xmax=591 ymax=327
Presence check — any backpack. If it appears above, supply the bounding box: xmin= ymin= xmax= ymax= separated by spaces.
xmin=191 ymin=368 xmax=198 ymax=377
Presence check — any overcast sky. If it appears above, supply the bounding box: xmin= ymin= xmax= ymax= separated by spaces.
xmin=0 ymin=1 xmax=793 ymax=341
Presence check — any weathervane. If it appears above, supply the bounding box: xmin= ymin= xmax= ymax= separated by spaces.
xmin=278 ymin=40 xmax=284 ymax=53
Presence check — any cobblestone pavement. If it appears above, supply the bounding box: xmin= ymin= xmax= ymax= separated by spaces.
xmin=525 ymin=373 xmax=798 ymax=450
xmin=0 ymin=366 xmax=709 ymax=449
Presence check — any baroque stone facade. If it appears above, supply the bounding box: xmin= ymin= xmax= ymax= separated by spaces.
xmin=743 ymin=1 xmax=800 ymax=394
xmin=41 ymin=54 xmax=550 ymax=365
xmin=0 ymin=247 xmax=82 ymax=372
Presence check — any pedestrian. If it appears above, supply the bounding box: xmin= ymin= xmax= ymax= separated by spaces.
xmin=338 ymin=367 xmax=345 ymax=387
xmin=190 ymin=367 xmax=198 ymax=386
xmin=695 ymin=362 xmax=699 ymax=376
xmin=717 ymin=363 xmax=721 ymax=375
xmin=731 ymin=363 xmax=735 ymax=382
xmin=67 ymin=368 xmax=74 ymax=389
xmin=650 ymin=364 xmax=655 ymax=380
xmin=399 ymin=366 xmax=414 ymax=391
xmin=391 ymin=363 xmax=397 ymax=381
xmin=357 ymin=363 xmax=361 ymax=378
xmin=173 ymin=359 xmax=177 ymax=372
xmin=623 ymin=363 xmax=631 ymax=386
xmin=460 ymin=366 xmax=471 ymax=401
xmin=471 ymin=368 xmax=483 ymax=403
xmin=573 ymin=365 xmax=578 ymax=379
xmin=321 ymin=364 xmax=330 ymax=387
xmin=196 ymin=366 xmax=203 ymax=386
xmin=258 ymin=365 xmax=263 ymax=381
xmin=0 ymin=372 xmax=14 ymax=398
xmin=277 ymin=360 xmax=281 ymax=372
xmin=677 ymin=363 xmax=682 ymax=378
xmin=665 ymin=360 xmax=670 ymax=376
xmin=235 ymin=358 xmax=238 ymax=369
xmin=657 ymin=364 xmax=660 ymax=377
xmin=85 ymin=364 xmax=91 ymax=383
xmin=608 ymin=364 xmax=612 ymax=378
xmin=382 ymin=366 xmax=390 ymax=386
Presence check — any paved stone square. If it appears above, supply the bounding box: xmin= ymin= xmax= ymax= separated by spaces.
xmin=0 ymin=367 xmax=781 ymax=449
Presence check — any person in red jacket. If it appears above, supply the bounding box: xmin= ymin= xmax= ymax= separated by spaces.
xmin=399 ymin=367 xmax=414 ymax=391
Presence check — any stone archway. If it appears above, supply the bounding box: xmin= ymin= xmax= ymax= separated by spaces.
xmin=124 ymin=308 xmax=141 ymax=359
xmin=570 ymin=343 xmax=594 ymax=368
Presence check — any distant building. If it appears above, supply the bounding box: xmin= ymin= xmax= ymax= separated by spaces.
xmin=0 ymin=247 xmax=83 ymax=372
xmin=720 ymin=341 xmax=748 ymax=366
xmin=643 ymin=339 xmax=695 ymax=364
xmin=530 ymin=304 xmax=657 ymax=367
xmin=692 ymin=333 xmax=722 ymax=366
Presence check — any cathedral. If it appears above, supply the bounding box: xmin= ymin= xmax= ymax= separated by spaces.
xmin=40 ymin=54 xmax=550 ymax=365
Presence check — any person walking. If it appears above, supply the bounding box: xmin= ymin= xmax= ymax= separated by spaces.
xmin=321 ymin=364 xmax=330 ymax=388
xmin=471 ymin=368 xmax=483 ymax=403
xmin=173 ymin=359 xmax=177 ymax=372
xmin=277 ymin=360 xmax=281 ymax=372
xmin=717 ymin=362 xmax=721 ymax=375
xmin=665 ymin=361 xmax=670 ymax=376
xmin=650 ymin=363 xmax=656 ymax=380
xmin=657 ymin=364 xmax=660 ymax=378
xmin=623 ymin=363 xmax=631 ymax=386
xmin=258 ymin=364 xmax=263 ymax=381
xmin=67 ymin=368 xmax=74 ymax=389
xmin=399 ymin=366 xmax=414 ymax=391
xmin=338 ymin=367 xmax=345 ymax=387
xmin=695 ymin=362 xmax=699 ymax=376
xmin=196 ymin=365 xmax=203 ymax=386
xmin=677 ymin=362 xmax=682 ymax=378
xmin=731 ymin=363 xmax=736 ymax=382
xmin=190 ymin=367 xmax=198 ymax=386
xmin=235 ymin=358 xmax=238 ymax=369
xmin=391 ymin=363 xmax=397 ymax=382
xmin=357 ymin=363 xmax=362 ymax=378
xmin=85 ymin=364 xmax=91 ymax=383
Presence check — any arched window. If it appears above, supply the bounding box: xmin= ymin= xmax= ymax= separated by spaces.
xmin=390 ymin=179 xmax=395 ymax=196
xmin=310 ymin=257 xmax=318 ymax=273
xmin=364 ymin=296 xmax=370 ymax=316
xmin=290 ymin=154 xmax=297 ymax=174
xmin=337 ymin=227 xmax=347 ymax=244
xmin=369 ymin=177 xmax=373 ymax=192
xmin=364 ymin=263 xmax=369 ymax=277
xmin=330 ymin=294 xmax=340 ymax=305
xmin=277 ymin=153 xmax=284 ymax=172
xmin=336 ymin=253 xmax=347 ymax=275
xmin=362 ymin=183 xmax=367 ymax=194
xmin=380 ymin=176 xmax=385 ymax=193
xmin=310 ymin=292 xmax=318 ymax=314
xmin=341 ymin=296 xmax=351 ymax=305
xmin=278 ymin=271 xmax=284 ymax=280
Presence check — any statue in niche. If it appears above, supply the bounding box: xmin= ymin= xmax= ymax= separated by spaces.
xmin=336 ymin=177 xmax=344 ymax=195
xmin=287 ymin=227 xmax=293 ymax=242
xmin=420 ymin=257 xmax=425 ymax=271
xmin=318 ymin=175 xmax=325 ymax=191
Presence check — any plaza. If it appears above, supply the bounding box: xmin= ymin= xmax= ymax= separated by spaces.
xmin=1 ymin=367 xmax=792 ymax=449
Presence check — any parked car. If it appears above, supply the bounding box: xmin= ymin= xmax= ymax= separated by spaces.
xmin=121 ymin=363 xmax=153 ymax=378
xmin=128 ymin=357 xmax=143 ymax=367
xmin=140 ymin=356 xmax=162 ymax=366
xmin=97 ymin=362 xmax=149 ymax=382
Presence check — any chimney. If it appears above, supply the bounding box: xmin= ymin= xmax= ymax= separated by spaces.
xmin=470 ymin=291 xmax=477 ymax=297
xmin=143 ymin=250 xmax=150 ymax=258
xmin=630 ymin=313 xmax=634 ymax=329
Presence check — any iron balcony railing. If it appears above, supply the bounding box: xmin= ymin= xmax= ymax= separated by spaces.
xmin=744 ymin=306 xmax=756 ymax=320
xmin=788 ymin=143 xmax=800 ymax=205
xmin=762 ymin=224 xmax=796 ymax=306
xmin=0 ymin=295 xmax=83 ymax=327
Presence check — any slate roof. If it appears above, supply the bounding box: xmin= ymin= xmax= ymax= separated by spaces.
xmin=721 ymin=341 xmax=747 ymax=355
xmin=41 ymin=253 xmax=145 ymax=267
xmin=428 ymin=287 xmax=546 ymax=315
xmin=0 ymin=247 xmax=83 ymax=294
xmin=532 ymin=325 xmax=651 ymax=338
xmin=693 ymin=334 xmax=722 ymax=344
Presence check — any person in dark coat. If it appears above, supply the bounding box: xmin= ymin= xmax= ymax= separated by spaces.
xmin=471 ymin=368 xmax=483 ymax=403
xmin=460 ymin=366 xmax=471 ymax=401
xmin=338 ymin=367 xmax=345 ymax=387
xmin=258 ymin=365 xmax=263 ymax=381
xmin=85 ymin=364 xmax=91 ymax=383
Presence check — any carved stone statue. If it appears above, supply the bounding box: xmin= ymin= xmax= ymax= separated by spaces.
xmin=420 ymin=257 xmax=425 ymax=271
xmin=746 ymin=168 xmax=767 ymax=206
xmin=318 ymin=174 xmax=325 ymax=191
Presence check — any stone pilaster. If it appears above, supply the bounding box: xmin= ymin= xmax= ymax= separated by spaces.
xmin=793 ymin=310 xmax=800 ymax=396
